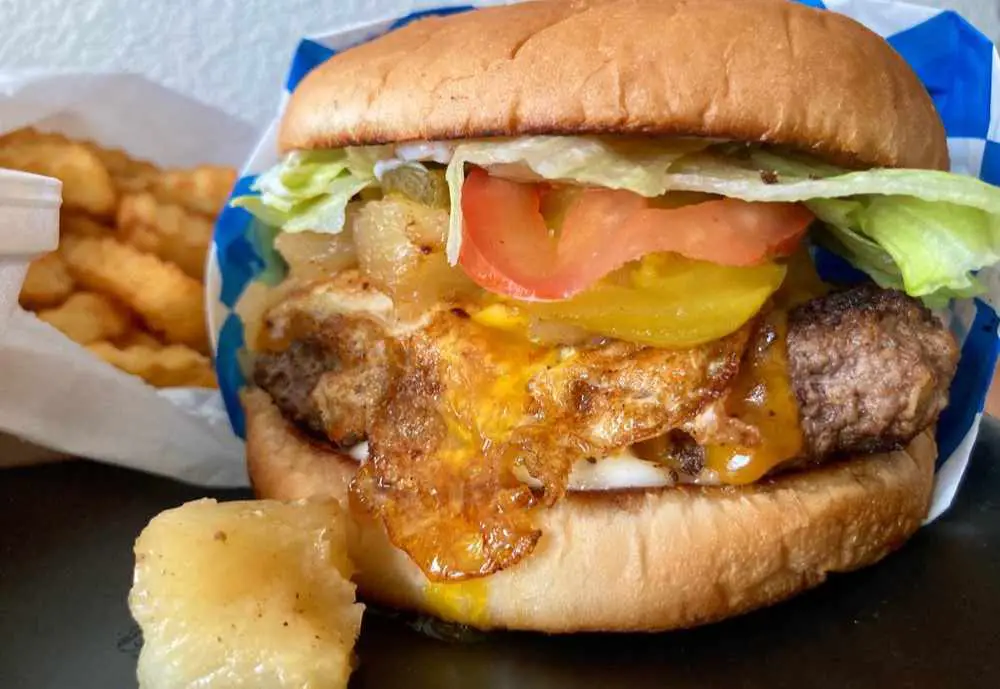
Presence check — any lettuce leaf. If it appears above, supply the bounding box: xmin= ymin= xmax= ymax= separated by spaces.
xmin=281 ymin=175 xmax=371 ymax=233
xmin=809 ymin=199 xmax=905 ymax=290
xmin=442 ymin=137 xmax=1000 ymax=302
xmin=667 ymin=155 xmax=1000 ymax=210
xmin=810 ymin=196 xmax=996 ymax=302
xmin=231 ymin=149 xmax=377 ymax=234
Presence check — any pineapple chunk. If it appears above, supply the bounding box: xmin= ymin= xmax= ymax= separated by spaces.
xmin=129 ymin=498 xmax=363 ymax=689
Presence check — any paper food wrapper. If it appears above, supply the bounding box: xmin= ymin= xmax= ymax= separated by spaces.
xmin=1 ymin=2 xmax=998 ymax=520
xmin=0 ymin=74 xmax=256 ymax=485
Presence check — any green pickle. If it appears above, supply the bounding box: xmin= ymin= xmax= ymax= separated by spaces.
xmin=381 ymin=164 xmax=450 ymax=209
xmin=519 ymin=254 xmax=787 ymax=348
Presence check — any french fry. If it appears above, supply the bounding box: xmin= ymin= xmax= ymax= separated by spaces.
xmin=19 ymin=252 xmax=75 ymax=309
xmin=82 ymin=141 xmax=160 ymax=194
xmin=37 ymin=292 xmax=131 ymax=345
xmin=116 ymin=329 xmax=164 ymax=350
xmin=9 ymin=131 xmax=234 ymax=387
xmin=117 ymin=192 xmax=213 ymax=279
xmin=0 ymin=128 xmax=116 ymax=216
xmin=88 ymin=342 xmax=217 ymax=388
xmin=61 ymin=236 xmax=208 ymax=351
xmin=61 ymin=212 xmax=113 ymax=238
xmin=151 ymin=165 xmax=236 ymax=216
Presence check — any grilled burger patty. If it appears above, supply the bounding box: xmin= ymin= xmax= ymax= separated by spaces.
xmin=252 ymin=279 xmax=957 ymax=578
xmin=254 ymin=283 xmax=958 ymax=466
xmin=789 ymin=284 xmax=959 ymax=457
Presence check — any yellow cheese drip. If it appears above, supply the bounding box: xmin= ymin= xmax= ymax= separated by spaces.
xmin=423 ymin=579 xmax=490 ymax=627
xmin=704 ymin=312 xmax=803 ymax=484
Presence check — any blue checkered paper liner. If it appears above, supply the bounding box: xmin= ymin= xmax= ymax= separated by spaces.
xmin=209 ymin=0 xmax=1000 ymax=519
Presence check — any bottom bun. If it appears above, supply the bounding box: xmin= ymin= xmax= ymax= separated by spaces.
xmin=243 ymin=388 xmax=936 ymax=633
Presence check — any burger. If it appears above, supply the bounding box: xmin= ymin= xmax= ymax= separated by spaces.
xmin=231 ymin=0 xmax=1000 ymax=632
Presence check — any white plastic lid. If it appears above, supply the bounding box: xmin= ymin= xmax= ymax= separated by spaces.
xmin=0 ymin=168 xmax=61 ymax=257
xmin=0 ymin=168 xmax=62 ymax=333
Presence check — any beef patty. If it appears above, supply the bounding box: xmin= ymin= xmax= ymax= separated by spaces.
xmin=787 ymin=284 xmax=958 ymax=458
xmin=255 ymin=283 xmax=958 ymax=463
xmin=252 ymin=282 xmax=958 ymax=579
xmin=253 ymin=314 xmax=393 ymax=446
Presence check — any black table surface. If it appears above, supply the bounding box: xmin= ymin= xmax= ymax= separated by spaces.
xmin=2 ymin=421 xmax=999 ymax=689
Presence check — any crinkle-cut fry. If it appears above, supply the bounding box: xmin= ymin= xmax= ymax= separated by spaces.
xmin=115 ymin=329 xmax=163 ymax=349
xmin=61 ymin=236 xmax=208 ymax=350
xmin=37 ymin=292 xmax=131 ymax=345
xmin=0 ymin=128 xmax=116 ymax=216
xmin=151 ymin=165 xmax=237 ymax=216
xmin=19 ymin=252 xmax=75 ymax=309
xmin=80 ymin=140 xmax=161 ymax=194
xmin=61 ymin=212 xmax=113 ymax=238
xmin=88 ymin=342 xmax=217 ymax=388
xmin=117 ymin=192 xmax=213 ymax=280
xmin=81 ymin=140 xmax=155 ymax=177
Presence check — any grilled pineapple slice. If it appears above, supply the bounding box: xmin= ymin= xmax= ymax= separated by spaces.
xmin=129 ymin=498 xmax=363 ymax=689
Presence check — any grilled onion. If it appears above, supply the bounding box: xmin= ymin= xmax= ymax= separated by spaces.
xmin=274 ymin=213 xmax=359 ymax=281
xmin=354 ymin=197 xmax=475 ymax=305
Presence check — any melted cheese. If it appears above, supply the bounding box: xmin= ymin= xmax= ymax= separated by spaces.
xmin=343 ymin=312 xmax=803 ymax=492
xmin=703 ymin=312 xmax=803 ymax=484
xmin=309 ymin=276 xmax=802 ymax=493
xmin=422 ymin=578 xmax=490 ymax=627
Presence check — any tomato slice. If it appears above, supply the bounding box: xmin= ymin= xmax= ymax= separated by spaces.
xmin=458 ymin=168 xmax=814 ymax=300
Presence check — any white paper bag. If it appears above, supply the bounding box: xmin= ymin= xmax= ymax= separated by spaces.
xmin=0 ymin=73 xmax=257 ymax=485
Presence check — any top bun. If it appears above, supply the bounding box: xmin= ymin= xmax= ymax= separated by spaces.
xmin=280 ymin=0 xmax=948 ymax=171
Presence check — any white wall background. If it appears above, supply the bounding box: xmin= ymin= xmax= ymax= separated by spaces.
xmin=0 ymin=0 xmax=997 ymax=130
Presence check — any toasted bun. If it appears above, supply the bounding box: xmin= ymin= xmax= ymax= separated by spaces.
xmin=243 ymin=388 xmax=936 ymax=633
xmin=281 ymin=0 xmax=948 ymax=171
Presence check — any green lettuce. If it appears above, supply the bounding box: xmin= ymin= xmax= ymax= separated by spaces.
xmin=809 ymin=197 xmax=997 ymax=302
xmin=231 ymin=149 xmax=385 ymax=234
xmin=806 ymin=198 xmax=906 ymax=290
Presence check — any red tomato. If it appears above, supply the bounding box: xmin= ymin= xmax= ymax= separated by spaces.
xmin=458 ymin=168 xmax=813 ymax=300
